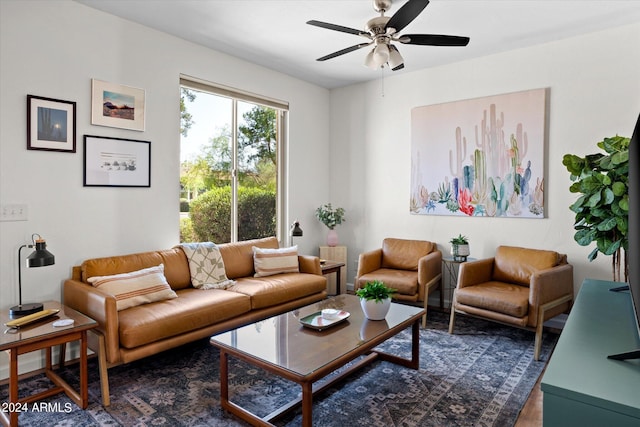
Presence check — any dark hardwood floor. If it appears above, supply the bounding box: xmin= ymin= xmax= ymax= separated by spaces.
xmin=515 ymin=367 xmax=545 ymax=427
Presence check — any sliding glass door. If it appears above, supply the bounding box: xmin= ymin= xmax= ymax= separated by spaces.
xmin=179 ymin=78 xmax=287 ymax=244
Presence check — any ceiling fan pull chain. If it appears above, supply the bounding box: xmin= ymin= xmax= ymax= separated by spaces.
xmin=380 ymin=66 xmax=385 ymax=97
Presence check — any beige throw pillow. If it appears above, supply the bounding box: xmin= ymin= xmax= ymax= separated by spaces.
xmin=88 ymin=264 xmax=178 ymax=311
xmin=253 ymin=245 xmax=299 ymax=277
xmin=176 ymin=242 xmax=234 ymax=289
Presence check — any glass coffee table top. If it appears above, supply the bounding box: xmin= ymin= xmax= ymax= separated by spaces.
xmin=210 ymin=294 xmax=424 ymax=376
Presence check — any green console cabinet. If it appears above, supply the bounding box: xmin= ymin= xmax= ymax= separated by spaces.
xmin=541 ymin=279 xmax=640 ymax=426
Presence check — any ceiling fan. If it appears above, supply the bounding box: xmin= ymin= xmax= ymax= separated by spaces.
xmin=307 ymin=0 xmax=470 ymax=71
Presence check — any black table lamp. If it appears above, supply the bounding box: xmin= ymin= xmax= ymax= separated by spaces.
xmin=10 ymin=233 xmax=55 ymax=318
xmin=290 ymin=221 xmax=303 ymax=246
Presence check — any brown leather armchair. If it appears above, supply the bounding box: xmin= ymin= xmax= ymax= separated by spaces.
xmin=355 ymin=238 xmax=442 ymax=327
xmin=448 ymin=245 xmax=574 ymax=360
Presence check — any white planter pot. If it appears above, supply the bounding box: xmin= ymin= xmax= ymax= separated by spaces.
xmin=360 ymin=297 xmax=391 ymax=320
xmin=451 ymin=244 xmax=470 ymax=261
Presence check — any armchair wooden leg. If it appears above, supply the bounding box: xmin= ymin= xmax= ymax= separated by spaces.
xmin=534 ymin=322 xmax=543 ymax=361
xmin=422 ymin=298 xmax=428 ymax=328
xmin=534 ymin=294 xmax=573 ymax=361
xmin=448 ymin=294 xmax=456 ymax=334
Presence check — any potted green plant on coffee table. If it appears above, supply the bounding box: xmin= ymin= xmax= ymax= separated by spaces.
xmin=355 ymin=280 xmax=396 ymax=320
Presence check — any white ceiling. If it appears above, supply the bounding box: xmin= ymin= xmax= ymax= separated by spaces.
xmin=75 ymin=0 xmax=640 ymax=89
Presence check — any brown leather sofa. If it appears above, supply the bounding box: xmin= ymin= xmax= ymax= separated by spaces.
xmin=355 ymin=238 xmax=442 ymax=327
xmin=63 ymin=237 xmax=327 ymax=405
xmin=448 ymin=245 xmax=574 ymax=361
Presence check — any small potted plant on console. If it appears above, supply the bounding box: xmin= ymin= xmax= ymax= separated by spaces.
xmin=450 ymin=234 xmax=470 ymax=261
xmin=355 ymin=280 xmax=396 ymax=320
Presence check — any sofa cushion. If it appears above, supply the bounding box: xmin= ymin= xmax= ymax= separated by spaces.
xmin=493 ymin=246 xmax=560 ymax=286
xmin=87 ymin=264 xmax=178 ymax=311
xmin=118 ymin=288 xmax=251 ymax=349
xmin=455 ymin=281 xmax=530 ymax=318
xmin=218 ymin=237 xmax=279 ymax=279
xmin=229 ymin=273 xmax=327 ymax=310
xmin=253 ymin=245 xmax=299 ymax=277
xmin=381 ymin=238 xmax=433 ymax=271
xmin=357 ymin=269 xmax=415 ymax=296
xmin=81 ymin=248 xmax=192 ymax=291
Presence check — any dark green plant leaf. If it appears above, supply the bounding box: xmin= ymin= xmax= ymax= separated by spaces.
xmin=598 ymin=238 xmax=621 ymax=256
xmin=612 ymin=181 xmax=626 ymax=196
xmin=602 ymin=188 xmax=614 ymax=204
xmin=586 ymin=191 xmax=601 ymax=207
xmin=575 ymin=228 xmax=596 ymax=246
xmin=596 ymin=217 xmax=617 ymax=231
xmin=569 ymin=182 xmax=582 ymax=193
xmin=562 ymin=154 xmax=585 ymax=176
xmin=619 ymin=196 xmax=629 ymax=212
xmin=611 ymin=150 xmax=629 ymax=165
xmin=616 ymin=216 xmax=628 ymax=233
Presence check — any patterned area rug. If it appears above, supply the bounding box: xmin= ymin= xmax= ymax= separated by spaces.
xmin=2 ymin=310 xmax=558 ymax=426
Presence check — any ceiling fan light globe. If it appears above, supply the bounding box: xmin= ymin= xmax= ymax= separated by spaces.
xmin=364 ymin=49 xmax=379 ymax=69
xmin=388 ymin=45 xmax=404 ymax=69
xmin=373 ymin=43 xmax=389 ymax=66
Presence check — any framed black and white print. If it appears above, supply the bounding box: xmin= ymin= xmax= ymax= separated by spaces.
xmin=83 ymin=135 xmax=151 ymax=187
xmin=27 ymin=95 xmax=76 ymax=152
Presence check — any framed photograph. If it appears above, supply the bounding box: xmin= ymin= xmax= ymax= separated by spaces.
xmin=27 ymin=95 xmax=76 ymax=152
xmin=91 ymin=79 xmax=145 ymax=131
xmin=83 ymin=135 xmax=151 ymax=187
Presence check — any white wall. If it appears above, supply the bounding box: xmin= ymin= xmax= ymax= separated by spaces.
xmin=331 ymin=22 xmax=640 ymax=292
xmin=0 ymin=0 xmax=330 ymax=378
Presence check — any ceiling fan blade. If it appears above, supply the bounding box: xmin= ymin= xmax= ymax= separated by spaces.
xmin=400 ymin=34 xmax=470 ymax=46
xmin=316 ymin=42 xmax=372 ymax=61
xmin=307 ymin=20 xmax=366 ymax=37
xmin=385 ymin=0 xmax=430 ymax=33
xmin=392 ymin=63 xmax=405 ymax=71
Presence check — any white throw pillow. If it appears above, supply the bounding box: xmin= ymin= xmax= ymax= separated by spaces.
xmin=253 ymin=245 xmax=299 ymax=277
xmin=88 ymin=264 xmax=178 ymax=311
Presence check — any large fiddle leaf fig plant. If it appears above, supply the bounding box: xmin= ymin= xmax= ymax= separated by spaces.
xmin=562 ymin=135 xmax=630 ymax=282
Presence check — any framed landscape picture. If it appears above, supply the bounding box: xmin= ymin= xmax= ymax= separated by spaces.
xmin=27 ymin=95 xmax=76 ymax=152
xmin=91 ymin=79 xmax=145 ymax=131
xmin=83 ymin=135 xmax=151 ymax=187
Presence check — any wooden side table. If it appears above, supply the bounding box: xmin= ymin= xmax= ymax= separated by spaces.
xmin=1 ymin=301 xmax=97 ymax=427
xmin=319 ymin=246 xmax=347 ymax=294
xmin=321 ymin=261 xmax=346 ymax=296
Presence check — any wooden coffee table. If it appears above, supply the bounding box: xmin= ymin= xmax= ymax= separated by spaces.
xmin=210 ymin=294 xmax=424 ymax=427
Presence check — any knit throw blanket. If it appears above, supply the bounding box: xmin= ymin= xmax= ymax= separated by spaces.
xmin=176 ymin=242 xmax=235 ymax=290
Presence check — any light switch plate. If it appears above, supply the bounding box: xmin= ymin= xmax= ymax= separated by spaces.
xmin=0 ymin=204 xmax=28 ymax=221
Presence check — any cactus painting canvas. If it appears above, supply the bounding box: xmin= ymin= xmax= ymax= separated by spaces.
xmin=410 ymin=88 xmax=547 ymax=218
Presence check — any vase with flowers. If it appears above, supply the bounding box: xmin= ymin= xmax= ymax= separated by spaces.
xmin=315 ymin=203 xmax=345 ymax=247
